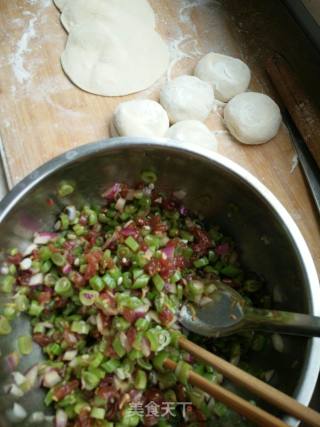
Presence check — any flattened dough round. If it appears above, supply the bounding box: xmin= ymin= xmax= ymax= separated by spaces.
xmin=224 ymin=92 xmax=282 ymax=145
xmin=111 ymin=100 xmax=169 ymax=138
xmin=61 ymin=22 xmax=169 ymax=96
xmin=53 ymin=0 xmax=67 ymax=11
xmin=166 ymin=120 xmax=217 ymax=150
xmin=195 ymin=52 xmax=251 ymax=102
xmin=160 ymin=75 xmax=214 ymax=123
xmin=61 ymin=0 xmax=155 ymax=33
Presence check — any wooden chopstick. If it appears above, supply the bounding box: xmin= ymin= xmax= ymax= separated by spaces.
xmin=178 ymin=336 xmax=320 ymax=427
xmin=164 ymin=358 xmax=289 ymax=427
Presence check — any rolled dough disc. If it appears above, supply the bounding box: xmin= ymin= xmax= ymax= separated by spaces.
xmin=53 ymin=0 xmax=67 ymax=11
xmin=61 ymin=22 xmax=169 ymax=96
xmin=60 ymin=0 xmax=156 ymax=33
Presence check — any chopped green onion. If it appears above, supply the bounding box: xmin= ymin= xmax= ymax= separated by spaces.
xmin=135 ymin=318 xmax=150 ymax=331
xmin=141 ymin=170 xmax=157 ymax=184
xmin=175 ymin=361 xmax=191 ymax=385
xmin=28 ymin=300 xmax=44 ymax=317
xmin=101 ymin=358 xmax=120 ymax=373
xmin=145 ymin=326 xmax=171 ymax=352
xmin=51 ymin=253 xmax=66 ymax=267
xmin=79 ymin=289 xmax=99 ymax=306
xmin=221 ymin=265 xmax=241 ymax=277
xmin=193 ymin=257 xmax=209 ymax=268
xmin=153 ymin=351 xmax=169 ymax=372
xmin=102 ymin=273 xmax=116 ymax=289
xmin=82 ymin=371 xmax=100 ymax=391
xmin=18 ymin=335 xmax=33 ymax=355
xmin=112 ymin=336 xmax=126 ymax=358
xmin=91 ymin=407 xmax=105 ymax=420
xmin=132 ymin=274 xmax=150 ymax=289
xmin=0 ymin=315 xmax=12 ymax=335
xmin=58 ymin=181 xmax=74 ymax=197
xmin=89 ymin=275 xmax=105 ymax=292
xmin=152 ymin=274 xmax=164 ymax=291
xmin=125 ymin=236 xmax=140 ymax=252
xmin=1 ymin=275 xmax=15 ymax=293
xmin=134 ymin=369 xmax=147 ymax=390
xmin=55 ymin=277 xmax=72 ymax=296
xmin=71 ymin=320 xmax=90 ymax=334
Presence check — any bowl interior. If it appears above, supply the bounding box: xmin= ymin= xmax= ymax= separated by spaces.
xmin=0 ymin=140 xmax=318 ymax=425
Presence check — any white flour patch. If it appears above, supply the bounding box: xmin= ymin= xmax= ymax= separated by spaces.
xmin=31 ymin=75 xmax=85 ymax=117
xmin=167 ymin=35 xmax=194 ymax=80
xmin=9 ymin=0 xmax=51 ymax=85
xmin=46 ymin=97 xmax=86 ymax=118
xmin=179 ymin=0 xmax=213 ymax=31
xmin=10 ymin=15 xmax=37 ymax=84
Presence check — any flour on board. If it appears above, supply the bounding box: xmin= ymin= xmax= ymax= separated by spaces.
xmin=9 ymin=0 xmax=51 ymax=85
xmin=10 ymin=16 xmax=37 ymax=84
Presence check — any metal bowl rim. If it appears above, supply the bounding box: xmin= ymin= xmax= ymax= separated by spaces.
xmin=0 ymin=136 xmax=319 ymax=420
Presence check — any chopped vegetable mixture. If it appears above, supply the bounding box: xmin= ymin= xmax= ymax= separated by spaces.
xmin=0 ymin=174 xmax=272 ymax=427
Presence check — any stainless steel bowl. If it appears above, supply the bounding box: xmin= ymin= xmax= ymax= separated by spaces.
xmin=0 ymin=138 xmax=319 ymax=426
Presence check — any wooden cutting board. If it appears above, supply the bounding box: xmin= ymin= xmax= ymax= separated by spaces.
xmin=0 ymin=0 xmax=320 ymax=274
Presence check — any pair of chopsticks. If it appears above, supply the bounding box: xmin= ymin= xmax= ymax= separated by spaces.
xmin=163 ymin=337 xmax=320 ymax=427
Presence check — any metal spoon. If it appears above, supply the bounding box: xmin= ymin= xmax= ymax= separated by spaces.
xmin=180 ymin=284 xmax=320 ymax=338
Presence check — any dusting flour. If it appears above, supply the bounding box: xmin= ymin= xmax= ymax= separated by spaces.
xmin=10 ymin=16 xmax=37 ymax=84
xmin=9 ymin=0 xmax=51 ymax=85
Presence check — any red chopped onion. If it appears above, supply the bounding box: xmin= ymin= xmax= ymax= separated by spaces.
xmin=179 ymin=205 xmax=188 ymax=216
xmin=23 ymin=243 xmax=37 ymax=257
xmin=29 ymin=272 xmax=44 ymax=286
xmin=63 ymin=350 xmax=77 ymax=361
xmin=215 ymin=243 xmax=230 ymax=256
xmin=7 ymin=403 xmax=27 ymax=422
xmin=141 ymin=337 xmax=151 ymax=357
xmin=161 ymin=245 xmax=175 ymax=259
xmin=66 ymin=206 xmax=76 ymax=221
xmin=7 ymin=384 xmax=24 ymax=397
xmin=25 ymin=365 xmax=39 ymax=389
xmin=20 ymin=257 xmax=32 ymax=270
xmin=148 ymin=311 xmax=160 ymax=324
xmin=164 ymin=282 xmax=176 ymax=293
xmin=1 ymin=264 xmax=9 ymax=275
xmin=55 ymin=410 xmax=67 ymax=427
xmin=96 ymin=313 xmax=104 ymax=334
xmin=62 ymin=264 xmax=72 ymax=275
xmin=121 ymin=224 xmax=138 ymax=237
xmin=43 ymin=370 xmax=61 ymax=388
xmin=29 ymin=412 xmax=46 ymax=423
xmin=6 ymin=352 xmax=20 ymax=371
xmin=119 ymin=332 xmax=130 ymax=352
xmin=115 ymin=197 xmax=126 ymax=212
xmin=33 ymin=232 xmax=57 ymax=245
xmin=12 ymin=371 xmax=26 ymax=386
xmin=102 ymin=183 xmax=121 ymax=200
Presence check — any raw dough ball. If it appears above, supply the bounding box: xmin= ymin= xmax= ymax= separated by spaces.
xmin=111 ymin=100 xmax=169 ymax=138
xmin=160 ymin=75 xmax=214 ymax=123
xmin=166 ymin=120 xmax=217 ymax=150
xmin=224 ymin=92 xmax=282 ymax=145
xmin=53 ymin=0 xmax=67 ymax=11
xmin=61 ymin=21 xmax=169 ymax=96
xmin=61 ymin=0 xmax=155 ymax=33
xmin=195 ymin=52 xmax=251 ymax=102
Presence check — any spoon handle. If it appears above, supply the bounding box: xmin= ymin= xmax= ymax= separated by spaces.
xmin=244 ymin=308 xmax=320 ymax=337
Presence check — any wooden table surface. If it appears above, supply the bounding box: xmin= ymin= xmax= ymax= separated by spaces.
xmin=0 ymin=0 xmax=319 ymax=275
